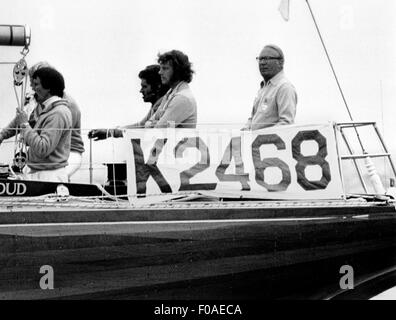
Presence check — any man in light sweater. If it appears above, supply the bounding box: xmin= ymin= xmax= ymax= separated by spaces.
xmin=244 ymin=44 xmax=297 ymax=130
xmin=13 ymin=67 xmax=72 ymax=182
xmin=0 ymin=61 xmax=84 ymax=181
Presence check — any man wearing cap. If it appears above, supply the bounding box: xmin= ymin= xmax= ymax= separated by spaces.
xmin=244 ymin=44 xmax=297 ymax=130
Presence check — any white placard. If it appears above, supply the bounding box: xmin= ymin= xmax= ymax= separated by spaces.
xmin=124 ymin=123 xmax=344 ymax=202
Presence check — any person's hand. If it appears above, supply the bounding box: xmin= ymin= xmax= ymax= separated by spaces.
xmin=88 ymin=129 xmax=109 ymax=141
xmin=15 ymin=107 xmax=29 ymax=126
xmin=144 ymin=120 xmax=157 ymax=128
xmin=112 ymin=128 xmax=123 ymax=138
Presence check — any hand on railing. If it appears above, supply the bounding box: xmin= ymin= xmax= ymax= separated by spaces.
xmin=88 ymin=129 xmax=109 ymax=141
xmin=88 ymin=128 xmax=124 ymax=140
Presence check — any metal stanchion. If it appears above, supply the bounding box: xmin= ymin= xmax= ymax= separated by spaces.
xmin=89 ymin=138 xmax=93 ymax=184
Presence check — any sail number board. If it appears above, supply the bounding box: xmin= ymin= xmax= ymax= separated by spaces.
xmin=125 ymin=123 xmax=344 ymax=200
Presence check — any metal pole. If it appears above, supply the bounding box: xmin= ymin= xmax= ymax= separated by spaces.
xmin=340 ymin=128 xmax=368 ymax=193
xmin=89 ymin=138 xmax=93 ymax=184
xmin=373 ymin=123 xmax=396 ymax=178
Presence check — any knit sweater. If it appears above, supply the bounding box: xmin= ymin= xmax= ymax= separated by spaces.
xmin=21 ymin=96 xmax=72 ymax=171
xmin=0 ymin=93 xmax=84 ymax=154
xmin=64 ymin=93 xmax=84 ymax=153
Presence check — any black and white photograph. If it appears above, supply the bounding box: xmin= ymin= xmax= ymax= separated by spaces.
xmin=0 ymin=0 xmax=395 ymax=308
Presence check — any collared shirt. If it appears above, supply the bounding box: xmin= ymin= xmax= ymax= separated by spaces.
xmin=28 ymin=96 xmax=62 ymax=127
xmin=246 ymin=70 xmax=297 ymax=130
xmin=145 ymin=81 xmax=197 ymax=128
xmin=122 ymin=96 xmax=164 ymax=129
xmin=28 ymin=96 xmax=59 ymax=126
xmin=42 ymin=96 xmax=61 ymax=111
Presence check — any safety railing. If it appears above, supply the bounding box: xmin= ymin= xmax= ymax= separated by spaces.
xmin=335 ymin=122 xmax=396 ymax=195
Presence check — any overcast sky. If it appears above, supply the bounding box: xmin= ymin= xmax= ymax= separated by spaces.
xmin=1 ymin=0 xmax=395 ymax=183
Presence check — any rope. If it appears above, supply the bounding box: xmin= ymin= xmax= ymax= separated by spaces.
xmin=0 ymin=194 xmax=391 ymax=211
xmin=13 ymin=85 xmax=21 ymax=109
xmin=95 ymin=183 xmax=120 ymax=201
xmin=3 ymin=122 xmax=307 ymax=132
xmin=0 ymin=198 xmax=130 ymax=210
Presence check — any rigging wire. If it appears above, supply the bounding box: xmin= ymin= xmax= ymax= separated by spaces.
xmin=305 ymin=0 xmax=366 ymax=154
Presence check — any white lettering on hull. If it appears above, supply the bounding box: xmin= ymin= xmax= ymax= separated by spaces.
xmin=0 ymin=182 xmax=27 ymax=196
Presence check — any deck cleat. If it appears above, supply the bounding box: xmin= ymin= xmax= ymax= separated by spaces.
xmin=56 ymin=184 xmax=70 ymax=201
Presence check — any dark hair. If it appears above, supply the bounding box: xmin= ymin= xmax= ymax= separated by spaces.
xmin=138 ymin=64 xmax=168 ymax=97
xmin=157 ymin=50 xmax=194 ymax=83
xmin=29 ymin=61 xmax=52 ymax=78
xmin=32 ymin=67 xmax=65 ymax=98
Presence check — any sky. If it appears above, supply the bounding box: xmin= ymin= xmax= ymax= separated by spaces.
xmin=1 ymin=0 xmax=395 ymax=186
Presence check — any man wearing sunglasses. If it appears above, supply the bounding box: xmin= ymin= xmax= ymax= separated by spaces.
xmin=243 ymin=44 xmax=297 ymax=130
